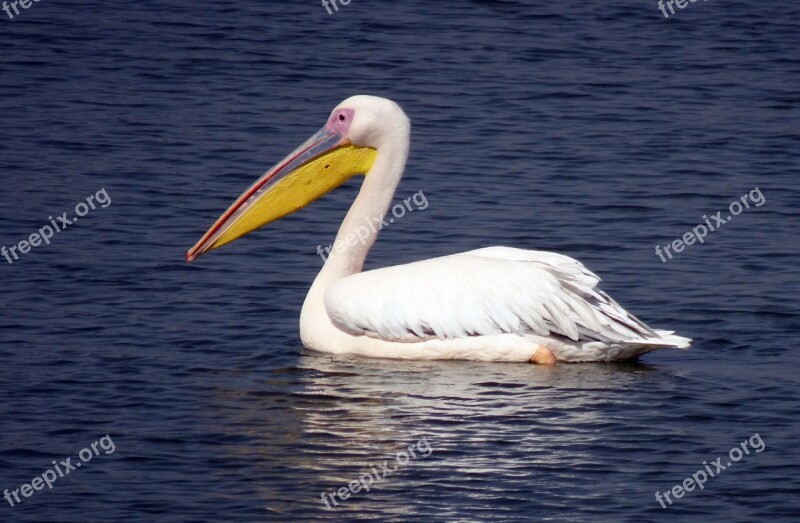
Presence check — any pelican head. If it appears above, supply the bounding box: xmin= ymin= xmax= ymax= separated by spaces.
xmin=186 ymin=95 xmax=408 ymax=262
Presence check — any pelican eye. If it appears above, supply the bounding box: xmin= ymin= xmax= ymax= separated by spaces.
xmin=338 ymin=113 xmax=346 ymax=121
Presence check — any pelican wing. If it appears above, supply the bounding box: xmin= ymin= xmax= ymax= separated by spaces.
xmin=324 ymin=246 xmax=660 ymax=344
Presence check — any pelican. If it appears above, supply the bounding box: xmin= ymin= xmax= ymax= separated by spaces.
xmin=187 ymin=95 xmax=690 ymax=364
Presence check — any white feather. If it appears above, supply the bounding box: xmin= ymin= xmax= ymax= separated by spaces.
xmin=324 ymin=247 xmax=688 ymax=356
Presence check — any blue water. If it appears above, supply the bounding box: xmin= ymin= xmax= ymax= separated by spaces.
xmin=1 ymin=1 xmax=799 ymax=521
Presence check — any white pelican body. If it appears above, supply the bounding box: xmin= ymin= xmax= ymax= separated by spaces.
xmin=188 ymin=96 xmax=690 ymax=363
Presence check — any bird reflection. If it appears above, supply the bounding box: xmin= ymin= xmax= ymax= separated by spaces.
xmin=201 ymin=350 xmax=670 ymax=517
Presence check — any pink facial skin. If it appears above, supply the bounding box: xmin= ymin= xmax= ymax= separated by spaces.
xmin=325 ymin=108 xmax=355 ymax=136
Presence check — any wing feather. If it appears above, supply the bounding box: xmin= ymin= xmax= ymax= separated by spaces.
xmin=324 ymin=246 xmax=659 ymax=344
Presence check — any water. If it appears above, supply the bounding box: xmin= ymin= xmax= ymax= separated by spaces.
xmin=1 ymin=1 xmax=799 ymax=521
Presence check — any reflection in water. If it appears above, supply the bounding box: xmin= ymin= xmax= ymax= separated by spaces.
xmin=202 ymin=350 xmax=675 ymax=518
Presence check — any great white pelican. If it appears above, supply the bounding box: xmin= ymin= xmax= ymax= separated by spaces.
xmin=187 ymin=95 xmax=690 ymax=364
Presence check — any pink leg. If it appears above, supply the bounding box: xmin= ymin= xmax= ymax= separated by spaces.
xmin=531 ymin=345 xmax=557 ymax=365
